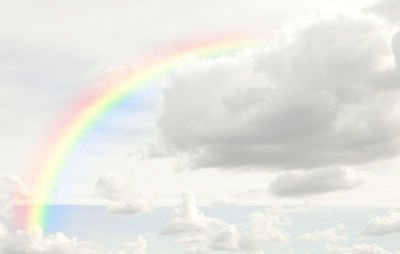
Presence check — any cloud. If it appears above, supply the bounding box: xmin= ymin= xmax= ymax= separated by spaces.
xmin=162 ymin=192 xmax=290 ymax=253
xmin=159 ymin=14 xmax=400 ymax=172
xmin=160 ymin=191 xmax=226 ymax=235
xmin=298 ymin=224 xmax=346 ymax=243
xmin=208 ymin=225 xmax=240 ymax=251
xmin=268 ymin=168 xmax=364 ymax=197
xmin=2 ymin=226 xmax=88 ymax=254
xmin=207 ymin=210 xmax=291 ymax=252
xmin=366 ymin=0 xmax=400 ymax=23
xmin=95 ymin=174 xmax=151 ymax=216
xmin=177 ymin=235 xmax=207 ymax=244
xmin=95 ymin=173 xmax=128 ymax=201
xmin=209 ymin=195 xmax=242 ymax=207
xmin=239 ymin=210 xmax=291 ymax=251
xmin=0 ymin=223 xmax=8 ymax=240
xmin=361 ymin=210 xmax=400 ymax=236
xmin=124 ymin=235 xmax=148 ymax=254
xmin=266 ymin=206 xmax=309 ymax=215
xmin=0 ymin=174 xmax=29 ymax=218
xmin=182 ymin=245 xmax=211 ymax=254
xmin=107 ymin=197 xmax=151 ymax=216
xmin=0 ymin=226 xmax=148 ymax=254
xmin=325 ymin=243 xmax=400 ymax=254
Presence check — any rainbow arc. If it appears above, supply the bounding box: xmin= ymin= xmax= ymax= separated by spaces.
xmin=25 ymin=33 xmax=268 ymax=229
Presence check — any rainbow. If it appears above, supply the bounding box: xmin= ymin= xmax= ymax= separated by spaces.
xmin=25 ymin=33 xmax=266 ymax=229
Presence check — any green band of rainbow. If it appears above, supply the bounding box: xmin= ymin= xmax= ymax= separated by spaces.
xmin=25 ymin=33 xmax=267 ymax=229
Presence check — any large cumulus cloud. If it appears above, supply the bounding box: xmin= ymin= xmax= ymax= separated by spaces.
xmin=269 ymin=168 xmax=363 ymax=197
xmin=367 ymin=0 xmax=400 ymax=23
xmin=159 ymin=14 xmax=400 ymax=172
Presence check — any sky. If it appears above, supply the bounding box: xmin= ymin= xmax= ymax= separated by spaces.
xmin=1 ymin=0 xmax=400 ymax=253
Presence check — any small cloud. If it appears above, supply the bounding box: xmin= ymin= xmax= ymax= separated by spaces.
xmin=160 ymin=191 xmax=226 ymax=235
xmin=325 ymin=243 xmax=397 ymax=254
xmin=161 ymin=192 xmax=291 ymax=254
xmin=239 ymin=210 xmax=291 ymax=251
xmin=361 ymin=210 xmax=400 ymax=236
xmin=0 ymin=174 xmax=29 ymax=218
xmin=208 ymin=225 xmax=240 ymax=251
xmin=0 ymin=222 xmax=8 ymax=240
xmin=2 ymin=226 xmax=80 ymax=254
xmin=1 ymin=225 xmax=149 ymax=254
xmin=177 ymin=235 xmax=207 ymax=244
xmin=298 ymin=224 xmax=346 ymax=243
xmin=95 ymin=173 xmax=128 ymax=201
xmin=107 ymin=195 xmax=151 ymax=216
xmin=266 ymin=206 xmax=309 ymax=215
xmin=209 ymin=195 xmax=242 ymax=207
xmin=95 ymin=174 xmax=151 ymax=216
xmin=125 ymin=235 xmax=148 ymax=254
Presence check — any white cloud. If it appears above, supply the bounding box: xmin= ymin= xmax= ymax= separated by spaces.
xmin=266 ymin=206 xmax=309 ymax=215
xmin=208 ymin=208 xmax=291 ymax=252
xmin=159 ymin=13 xmax=400 ymax=173
xmin=95 ymin=173 xmax=128 ymax=201
xmin=361 ymin=210 xmax=400 ymax=236
xmin=209 ymin=195 xmax=242 ymax=207
xmin=325 ymin=243 xmax=400 ymax=254
xmin=95 ymin=174 xmax=151 ymax=216
xmin=366 ymin=0 xmax=400 ymax=23
xmin=124 ymin=235 xmax=148 ymax=254
xmin=208 ymin=225 xmax=240 ymax=251
xmin=182 ymin=245 xmax=211 ymax=254
xmin=298 ymin=224 xmax=346 ymax=243
xmin=0 ymin=174 xmax=29 ymax=218
xmin=177 ymin=235 xmax=207 ymax=244
xmin=0 ymin=223 xmax=8 ymax=240
xmin=160 ymin=191 xmax=226 ymax=235
xmin=239 ymin=210 xmax=291 ymax=251
xmin=268 ymin=168 xmax=364 ymax=197
xmin=162 ymin=192 xmax=291 ymax=253
xmin=0 ymin=226 xmax=148 ymax=254
xmin=2 ymin=226 xmax=87 ymax=254
xmin=107 ymin=199 xmax=150 ymax=216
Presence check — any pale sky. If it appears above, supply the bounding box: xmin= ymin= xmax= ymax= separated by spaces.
xmin=1 ymin=0 xmax=400 ymax=253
